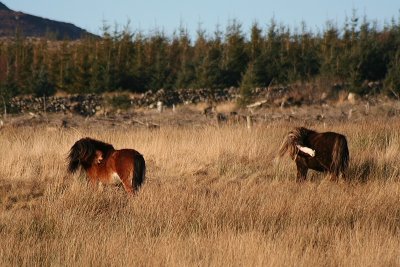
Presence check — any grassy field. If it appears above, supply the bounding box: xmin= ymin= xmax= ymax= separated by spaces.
xmin=0 ymin=119 xmax=399 ymax=266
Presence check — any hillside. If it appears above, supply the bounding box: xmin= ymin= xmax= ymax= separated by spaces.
xmin=0 ymin=2 xmax=95 ymax=40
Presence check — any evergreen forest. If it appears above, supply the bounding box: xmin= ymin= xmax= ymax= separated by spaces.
xmin=1 ymin=15 xmax=400 ymax=102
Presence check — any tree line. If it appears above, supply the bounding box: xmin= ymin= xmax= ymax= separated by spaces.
xmin=0 ymin=14 xmax=400 ymax=104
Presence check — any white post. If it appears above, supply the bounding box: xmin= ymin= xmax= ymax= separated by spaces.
xmin=246 ymin=115 xmax=252 ymax=129
xmin=157 ymin=101 xmax=163 ymax=113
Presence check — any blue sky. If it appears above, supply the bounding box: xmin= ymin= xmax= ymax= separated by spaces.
xmin=2 ymin=0 xmax=399 ymax=38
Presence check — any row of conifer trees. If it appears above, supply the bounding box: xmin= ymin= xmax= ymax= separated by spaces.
xmin=0 ymin=15 xmax=400 ymax=103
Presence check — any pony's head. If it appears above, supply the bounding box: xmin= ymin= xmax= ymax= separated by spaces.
xmin=67 ymin=137 xmax=114 ymax=173
xmin=279 ymin=127 xmax=315 ymax=159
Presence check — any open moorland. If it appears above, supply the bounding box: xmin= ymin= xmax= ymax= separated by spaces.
xmin=0 ymin=99 xmax=400 ymax=266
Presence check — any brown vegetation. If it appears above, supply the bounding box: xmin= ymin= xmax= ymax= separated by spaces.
xmin=0 ymin=117 xmax=399 ymax=266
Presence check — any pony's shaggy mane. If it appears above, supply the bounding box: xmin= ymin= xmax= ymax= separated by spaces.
xmin=67 ymin=137 xmax=115 ymax=173
xmin=279 ymin=127 xmax=316 ymax=159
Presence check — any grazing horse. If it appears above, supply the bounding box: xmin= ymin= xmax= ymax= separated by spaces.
xmin=279 ymin=127 xmax=349 ymax=181
xmin=67 ymin=137 xmax=146 ymax=194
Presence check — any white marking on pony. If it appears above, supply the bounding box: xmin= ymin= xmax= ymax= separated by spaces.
xmin=296 ymin=145 xmax=316 ymax=157
xmin=110 ymin=172 xmax=123 ymax=185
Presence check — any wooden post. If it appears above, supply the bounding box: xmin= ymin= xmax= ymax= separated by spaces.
xmin=246 ymin=115 xmax=252 ymax=129
xmin=365 ymin=102 xmax=370 ymax=115
xmin=1 ymin=95 xmax=6 ymax=119
xmin=157 ymin=101 xmax=163 ymax=113
xmin=43 ymin=95 xmax=46 ymax=114
xmin=348 ymin=109 xmax=353 ymax=120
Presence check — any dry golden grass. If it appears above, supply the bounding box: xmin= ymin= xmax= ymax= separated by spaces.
xmin=0 ymin=119 xmax=399 ymax=266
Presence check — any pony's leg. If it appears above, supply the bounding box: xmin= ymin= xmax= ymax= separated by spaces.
xmin=121 ymin=181 xmax=134 ymax=195
xmin=120 ymin=173 xmax=134 ymax=195
xmin=296 ymin=162 xmax=308 ymax=182
xmin=328 ymin=167 xmax=342 ymax=181
xmin=330 ymin=170 xmax=346 ymax=182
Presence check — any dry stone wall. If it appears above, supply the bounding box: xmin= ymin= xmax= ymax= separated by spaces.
xmin=8 ymin=86 xmax=300 ymax=116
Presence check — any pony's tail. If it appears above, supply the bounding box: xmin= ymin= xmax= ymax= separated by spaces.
xmin=331 ymin=135 xmax=349 ymax=177
xmin=133 ymin=154 xmax=146 ymax=191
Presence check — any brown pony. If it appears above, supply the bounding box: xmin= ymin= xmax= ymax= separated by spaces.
xmin=279 ymin=127 xmax=349 ymax=181
xmin=67 ymin=137 xmax=146 ymax=194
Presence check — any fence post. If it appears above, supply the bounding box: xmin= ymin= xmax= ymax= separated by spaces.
xmin=246 ymin=115 xmax=252 ymax=129
xmin=157 ymin=101 xmax=163 ymax=113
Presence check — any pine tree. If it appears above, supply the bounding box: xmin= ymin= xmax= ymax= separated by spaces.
xmin=239 ymin=63 xmax=257 ymax=105
xmin=31 ymin=66 xmax=55 ymax=97
xmin=247 ymin=22 xmax=269 ymax=87
xmin=73 ymin=40 xmax=92 ymax=93
xmin=264 ymin=19 xmax=286 ymax=84
xmin=222 ymin=19 xmax=249 ymax=87
xmin=115 ymin=22 xmax=135 ymax=90
xmin=146 ymin=30 xmax=170 ymax=90
xmin=167 ymin=32 xmax=182 ymax=88
xmin=175 ymin=26 xmax=195 ymax=89
xmin=297 ymin=22 xmax=320 ymax=81
xmin=130 ymin=32 xmax=148 ymax=92
xmin=197 ymin=26 xmax=224 ymax=89
xmin=320 ymin=21 xmax=341 ymax=78
xmin=0 ymin=44 xmax=18 ymax=115
xmin=192 ymin=25 xmax=209 ymax=88
xmin=99 ymin=22 xmax=118 ymax=91
xmin=384 ymin=48 xmax=400 ymax=95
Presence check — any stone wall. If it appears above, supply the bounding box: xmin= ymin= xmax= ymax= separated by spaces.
xmin=10 ymin=94 xmax=102 ymax=116
xmin=8 ymin=86 xmax=299 ymax=116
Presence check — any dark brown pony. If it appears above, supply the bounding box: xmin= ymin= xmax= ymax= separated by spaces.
xmin=67 ymin=137 xmax=146 ymax=194
xmin=279 ymin=127 xmax=349 ymax=181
